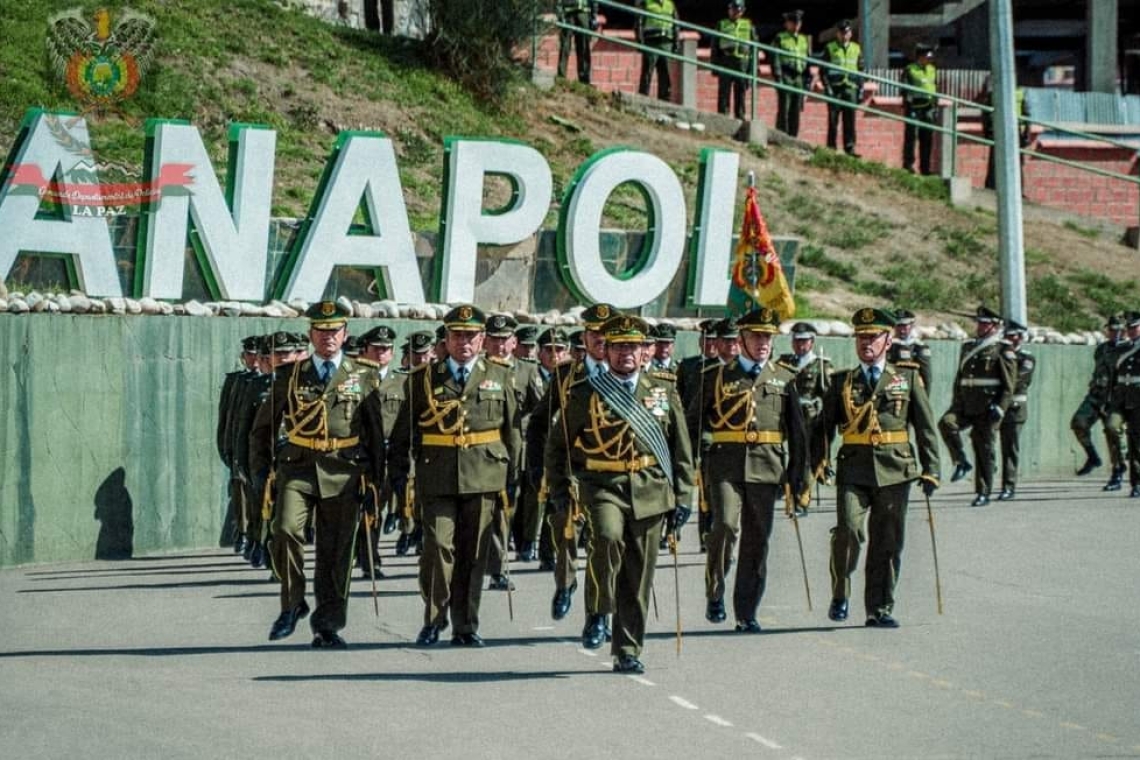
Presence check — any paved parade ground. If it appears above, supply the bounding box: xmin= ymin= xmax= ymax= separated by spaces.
xmin=2 ymin=476 xmax=1138 ymax=759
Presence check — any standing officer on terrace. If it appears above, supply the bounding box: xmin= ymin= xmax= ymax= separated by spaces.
xmin=813 ymin=308 xmax=940 ymax=628
xmin=637 ymin=0 xmax=679 ymax=101
xmin=772 ymin=9 xmax=810 ymax=138
xmin=821 ymin=19 xmax=864 ymax=157
xmin=778 ymin=321 xmax=832 ymax=515
xmin=902 ymin=43 xmax=939 ymax=175
xmin=250 ymin=302 xmax=387 ymax=648
xmin=1106 ymin=311 xmax=1140 ymax=498
xmin=389 ymin=305 xmax=521 ymax=647
xmin=712 ymin=0 xmax=756 ymax=121
xmin=1071 ymin=315 xmax=1127 ymax=483
xmin=997 ymin=320 xmax=1036 ymax=501
xmin=938 ymin=306 xmax=1016 ymax=507
xmin=557 ymin=0 xmax=598 ymax=85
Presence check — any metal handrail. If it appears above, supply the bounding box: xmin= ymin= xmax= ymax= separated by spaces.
xmin=539 ymin=0 xmax=1140 ymax=188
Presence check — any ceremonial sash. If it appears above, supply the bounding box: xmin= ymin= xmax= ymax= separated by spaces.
xmin=588 ymin=372 xmax=674 ymax=486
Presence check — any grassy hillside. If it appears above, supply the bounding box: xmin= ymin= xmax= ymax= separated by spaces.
xmin=1 ymin=0 xmax=1136 ymax=330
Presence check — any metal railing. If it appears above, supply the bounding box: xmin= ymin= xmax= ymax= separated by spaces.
xmin=538 ymin=0 xmax=1140 ymax=193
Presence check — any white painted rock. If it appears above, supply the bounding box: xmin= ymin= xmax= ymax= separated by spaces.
xmin=56 ymin=296 xmax=73 ymax=313
xmin=219 ymin=301 xmax=241 ymax=317
xmin=45 ymin=301 xmax=60 ymax=313
xmin=9 ymin=298 xmax=29 ymax=313
xmin=263 ymin=305 xmax=285 ymax=318
xmin=69 ymin=294 xmax=91 ymax=313
xmin=813 ymin=322 xmax=831 ymax=337
xmin=288 ymin=299 xmax=309 ymax=314
xmin=25 ymin=292 xmax=44 ymax=310
xmin=557 ymin=315 xmax=577 ymax=326
xmin=184 ymin=300 xmax=211 ymax=317
xmin=106 ymin=297 xmax=126 ymax=315
xmin=157 ymin=301 xmax=174 ymax=316
xmin=335 ymin=296 xmax=353 ymax=315
xmin=377 ymin=300 xmax=399 ymax=318
xmin=172 ymin=303 xmax=187 ymax=316
xmin=829 ymin=320 xmax=854 ymax=337
xmin=353 ymin=302 xmax=373 ymax=319
xmin=0 ymin=281 xmax=7 ymax=299
xmin=0 ymin=298 xmax=7 ymax=312
xmin=88 ymin=299 xmax=106 ymax=314
xmin=138 ymin=297 xmax=161 ymax=315
xmin=691 ymin=123 xmax=706 ymax=133
xmin=9 ymin=291 xmax=24 ymax=301
xmin=124 ymin=298 xmax=142 ymax=315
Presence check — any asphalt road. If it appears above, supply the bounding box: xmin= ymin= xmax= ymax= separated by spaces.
xmin=2 ymin=477 xmax=1139 ymax=759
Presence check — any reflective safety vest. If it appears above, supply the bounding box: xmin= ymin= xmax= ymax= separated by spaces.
xmin=823 ymin=40 xmax=861 ymax=88
xmin=642 ymin=0 xmax=676 ymax=40
xmin=774 ymin=31 xmax=809 ymax=74
xmin=904 ymin=62 xmax=937 ymax=109
xmin=716 ymin=17 xmax=754 ymax=59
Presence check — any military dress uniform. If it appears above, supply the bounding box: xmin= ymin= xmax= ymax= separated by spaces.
xmin=821 ymin=20 xmax=864 ymax=155
xmin=546 ymin=315 xmax=695 ymax=672
xmin=903 ymin=44 xmax=939 ymax=175
xmin=637 ymin=0 xmax=678 ymax=101
xmin=1106 ymin=312 xmax=1140 ymax=497
xmin=1071 ymin=315 xmax=1128 ymax=482
xmin=389 ymin=305 xmax=521 ymax=647
xmin=998 ymin=322 xmax=1036 ymax=500
xmin=778 ymin=322 xmax=833 ymax=513
xmin=887 ymin=310 xmax=932 ymax=391
xmin=695 ymin=308 xmax=807 ymax=630
xmin=772 ymin=10 xmax=810 ymax=137
xmin=557 ymin=0 xmax=597 ymax=84
xmin=250 ymin=303 xmax=387 ymax=647
xmin=232 ymin=341 xmax=274 ymax=568
xmin=395 ymin=330 xmax=436 ymax=556
xmin=814 ymin=308 xmax=940 ymax=627
xmin=712 ymin=1 xmax=756 ymax=120
xmin=938 ymin=306 xmax=1016 ymax=506
xmin=218 ymin=336 xmax=260 ymax=553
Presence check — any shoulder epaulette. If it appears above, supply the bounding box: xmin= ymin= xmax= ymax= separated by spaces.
xmin=648 ymin=369 xmax=677 ymax=383
xmin=413 ymin=363 xmax=433 ymax=375
xmin=487 ymin=355 xmax=512 ymax=367
xmin=701 ymin=361 xmax=722 ymax=374
xmin=775 ymin=359 xmax=798 ymax=373
xmin=355 ymin=357 xmax=381 ymax=368
xmin=519 ymin=357 xmax=539 ymax=364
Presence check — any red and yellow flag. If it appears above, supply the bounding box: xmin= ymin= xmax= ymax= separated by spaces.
xmin=731 ymin=186 xmax=795 ymax=318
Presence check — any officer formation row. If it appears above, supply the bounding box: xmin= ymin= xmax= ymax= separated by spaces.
xmin=214 ymin=301 xmax=1140 ymax=673
xmin=556 ymin=2 xmax=945 ymax=174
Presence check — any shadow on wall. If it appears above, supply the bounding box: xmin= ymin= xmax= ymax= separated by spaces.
xmin=94 ymin=467 xmax=134 ymax=560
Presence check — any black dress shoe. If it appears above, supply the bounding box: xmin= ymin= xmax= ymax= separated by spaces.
xmin=488 ymin=574 xmax=515 ymax=591
xmin=735 ymin=619 xmax=762 ymax=633
xmin=828 ymin=598 xmax=848 ymax=621
xmin=359 ymin=562 xmax=385 ymax=580
xmin=705 ymin=598 xmax=727 ymax=623
xmin=865 ymin=613 xmax=899 ymax=629
xmin=613 ymin=654 xmax=645 ymax=674
xmin=519 ymin=542 xmax=538 ymax=562
xmin=311 ymin=631 xmax=347 ymax=649
xmin=234 ymin=534 xmax=250 ymax=555
xmin=395 ymin=533 xmax=411 ymax=556
xmin=970 ymin=493 xmax=990 ymax=507
xmin=268 ymin=600 xmax=310 ymax=641
xmin=1131 ymin=485 xmax=1140 ymax=498
xmin=551 ymin=580 xmax=577 ymax=620
xmin=1076 ymin=453 xmax=1102 ymax=476
xmin=416 ymin=624 xmax=445 ymax=646
xmin=582 ymin=614 xmax=606 ymax=650
xmin=951 ymin=461 xmax=973 ymax=482
xmin=538 ymin=558 xmax=555 ymax=572
xmin=248 ymin=542 xmax=267 ymax=569
xmin=1104 ymin=467 xmax=1125 ymax=491
xmin=450 ymin=632 xmax=485 ymax=647
xmin=996 ymin=487 xmax=1015 ymax=501
xmin=382 ymin=512 xmax=398 ymax=535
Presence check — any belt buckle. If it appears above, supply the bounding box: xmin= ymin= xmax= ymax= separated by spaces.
xmin=745 ymin=430 xmax=759 ymax=443
xmin=869 ymin=430 xmax=883 ymax=446
xmin=455 ymin=433 xmax=467 ymax=449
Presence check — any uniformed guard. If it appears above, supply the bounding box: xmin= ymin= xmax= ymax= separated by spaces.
xmin=528 ymin=327 xmax=571 ymax=571
xmin=569 ymin=328 xmax=586 ymax=363
xmin=998 ymin=320 xmax=1036 ymax=501
xmin=394 ymin=330 xmax=436 ymax=557
xmin=230 ymin=336 xmax=274 ymax=568
xmin=389 ymin=305 xmax=521 ymax=647
xmin=250 ymin=302 xmax=387 ymax=648
xmin=887 ymin=309 xmax=932 ymax=390
xmin=814 ymin=308 xmax=940 ymax=628
xmin=218 ymin=335 xmax=260 ymax=553
xmin=556 ymin=0 xmax=598 ymax=85
xmin=677 ymin=318 xmax=726 ymax=551
xmin=1071 ymin=315 xmax=1127 ymax=483
xmin=821 ymin=19 xmax=864 ymax=156
xmin=694 ymin=307 xmax=807 ymax=631
xmin=778 ymin=321 xmax=833 ymax=514
xmin=546 ymin=314 xmax=695 ymax=672
xmin=772 ymin=9 xmax=810 ymax=138
xmin=712 ymin=0 xmax=756 ymax=120
xmin=650 ymin=322 xmax=681 ymax=373
xmin=938 ymin=305 xmax=1016 ymax=506
xmin=902 ymin=43 xmax=939 ymax=175
xmin=636 ymin=0 xmax=678 ymax=102
xmin=1106 ymin=311 xmax=1140 ymax=498
xmin=514 ymin=324 xmax=540 ymax=363
xmin=676 ymin=318 xmax=720 ymax=409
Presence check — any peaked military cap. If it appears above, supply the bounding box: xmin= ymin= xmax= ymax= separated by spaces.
xmin=737 ymin=307 xmax=781 ymax=334
xmin=538 ymin=327 xmax=569 ymax=347
xmin=975 ymin=304 xmax=1002 ymax=323
xmin=1107 ymin=314 xmax=1125 ymax=330
xmin=515 ymin=325 xmax=540 ymax=345
xmin=443 ymin=304 xmax=486 ymax=332
xmin=582 ymin=303 xmax=618 ymax=330
xmin=837 ymin=18 xmax=853 ymax=31
xmin=714 ymin=317 xmax=740 ymax=339
xmin=360 ymin=324 xmax=397 ymax=346
xmin=485 ymin=313 xmax=518 ymax=337
xmin=568 ymin=329 xmax=585 ymax=349
xmin=409 ymin=330 xmax=434 ymax=353
xmin=306 ymin=300 xmax=350 ymax=329
xmin=276 ymin=331 xmax=307 ymax=351
xmin=343 ymin=335 xmax=364 ymax=356
xmin=1004 ymin=319 xmax=1029 ymax=336
xmin=852 ymin=307 xmax=896 ymax=334
xmin=241 ymin=335 xmax=261 ymax=353
xmin=915 ymin=43 xmax=935 ymax=57
xmin=602 ymin=314 xmax=650 ymax=344
xmin=783 ymin=9 xmax=804 ymax=22
xmin=1124 ymin=311 xmax=1140 ymax=328
xmin=255 ymin=334 xmax=273 ymax=355
xmin=789 ymin=321 xmax=817 ymax=339
xmin=435 ymin=325 xmax=448 ymax=342
xmin=894 ymin=308 xmax=916 ymax=325
xmin=728 ymin=0 xmax=745 ymax=9
xmin=652 ymin=322 xmax=677 ymax=342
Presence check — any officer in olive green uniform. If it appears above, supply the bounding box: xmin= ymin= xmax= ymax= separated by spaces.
xmin=713 ymin=1 xmax=756 ymax=120
xmin=773 ymin=9 xmax=810 ymax=137
xmin=528 ymin=328 xmax=571 ymax=570
xmin=939 ymin=305 xmax=1016 ymax=506
xmin=821 ymin=19 xmax=864 ymax=156
xmin=389 ymin=305 xmax=521 ymax=647
xmin=650 ymin=322 xmax=680 ymax=373
xmin=1071 ymin=315 xmax=1128 ymax=482
xmin=998 ymin=320 xmax=1036 ymax=501
xmin=676 ymin=319 xmax=720 ymax=410
xmin=1106 ymin=311 xmax=1140 ymax=498
xmin=903 ymin=44 xmax=939 ymax=175
xmin=887 ymin=309 xmax=932 ymax=391
xmin=218 ymin=335 xmax=260 ymax=553
xmin=694 ymin=308 xmax=807 ymax=631
xmin=778 ymin=321 xmax=833 ymax=514
xmin=557 ymin=0 xmax=598 ymax=84
xmin=814 ymin=308 xmax=940 ymax=628
xmin=637 ymin=0 xmax=678 ymax=101
xmin=394 ymin=330 xmax=435 ymax=557
xmin=250 ymin=302 xmax=387 ymax=648
xmin=514 ymin=324 xmax=541 ymax=363
xmin=546 ymin=315 xmax=695 ymax=673
xmin=231 ymin=336 xmax=274 ymax=568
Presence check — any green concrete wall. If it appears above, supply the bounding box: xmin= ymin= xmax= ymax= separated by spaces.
xmin=0 ymin=317 xmax=1095 ymax=567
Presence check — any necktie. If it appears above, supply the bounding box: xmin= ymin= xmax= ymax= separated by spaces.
xmin=456 ymin=367 xmax=468 ymax=387
xmin=750 ymin=364 xmax=761 ymax=378
xmin=867 ymin=366 xmax=880 ymax=386
xmin=322 ymin=360 xmax=335 ymax=383
xmin=623 ymin=379 xmax=635 ymax=394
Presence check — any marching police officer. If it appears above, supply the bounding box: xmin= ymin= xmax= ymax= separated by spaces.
xmin=389 ymin=305 xmax=521 ymax=647
xmin=772 ymin=9 xmax=810 ymax=137
xmin=1071 ymin=315 xmax=1127 ymax=483
xmin=694 ymin=307 xmax=807 ymax=631
xmin=887 ymin=309 xmax=932 ymax=390
xmin=821 ymin=19 xmax=864 ymax=156
xmin=394 ymin=330 xmax=436 ymax=557
xmin=218 ymin=335 xmax=260 ymax=554
xmin=546 ymin=314 xmax=694 ymax=672
xmin=526 ymin=328 xmax=571 ymax=571
xmin=998 ymin=320 xmax=1035 ymax=501
xmin=556 ymin=0 xmax=598 ymax=85
xmin=231 ymin=336 xmax=275 ymax=568
xmin=902 ymin=43 xmax=939 ymax=175
xmin=814 ymin=308 xmax=940 ymax=628
xmin=939 ymin=306 xmax=1016 ymax=507
xmin=1106 ymin=311 xmax=1140 ymax=498
xmin=712 ymin=0 xmax=756 ymax=121
xmin=778 ymin=321 xmax=833 ymax=513
xmin=250 ymin=302 xmax=388 ymax=648
xmin=637 ymin=0 xmax=678 ymax=101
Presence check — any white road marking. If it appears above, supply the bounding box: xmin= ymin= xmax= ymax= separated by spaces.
xmin=629 ymin=675 xmax=655 ymax=686
xmin=532 ymin=625 xmax=554 ymax=631
xmin=577 ymin=648 xmax=597 ymax=657
xmin=745 ymin=732 xmax=783 ymax=749
xmin=705 ymin=714 xmax=733 ymax=727
xmin=669 ymin=695 xmax=699 ymax=710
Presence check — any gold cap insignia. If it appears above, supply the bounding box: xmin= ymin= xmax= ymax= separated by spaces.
xmin=760 ymin=308 xmax=772 ymax=321
xmin=597 ymin=304 xmax=610 ymax=319
xmin=458 ymin=305 xmax=473 ymax=321
xmin=859 ymin=308 xmax=875 ymax=323
xmin=320 ymin=301 xmax=335 ymax=317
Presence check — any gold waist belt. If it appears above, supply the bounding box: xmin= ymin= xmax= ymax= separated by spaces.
xmin=286 ymin=433 xmax=360 ymax=452
xmin=841 ymin=430 xmax=909 ymax=446
xmin=709 ymin=430 xmax=784 ymax=445
xmin=421 ymin=430 xmax=501 ymax=448
xmin=584 ymin=455 xmax=658 ymax=473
